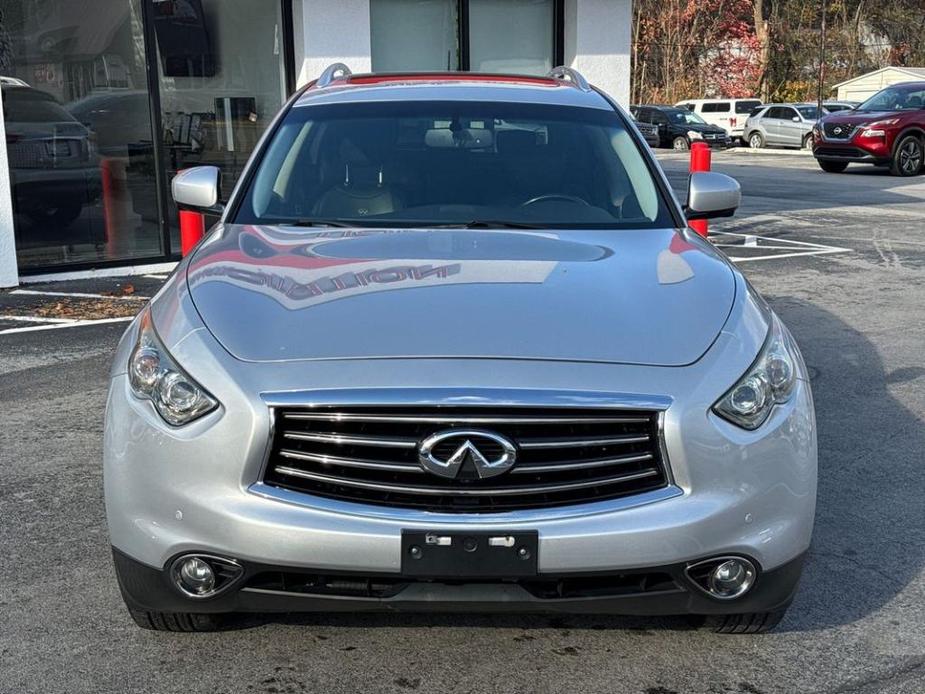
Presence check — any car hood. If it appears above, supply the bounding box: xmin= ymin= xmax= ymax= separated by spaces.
xmin=186 ymin=225 xmax=736 ymax=365
xmin=685 ymin=123 xmax=727 ymax=134
xmin=822 ymin=110 xmax=901 ymax=126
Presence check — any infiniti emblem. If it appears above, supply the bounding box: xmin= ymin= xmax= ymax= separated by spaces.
xmin=417 ymin=430 xmax=517 ymax=479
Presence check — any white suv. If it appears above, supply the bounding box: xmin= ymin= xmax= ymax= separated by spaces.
xmin=676 ymin=99 xmax=763 ymax=141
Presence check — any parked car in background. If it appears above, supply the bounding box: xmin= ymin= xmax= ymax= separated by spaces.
xmin=744 ymin=103 xmax=826 ymax=150
xmin=1 ymin=83 xmax=101 ymax=228
xmin=632 ymin=118 xmax=660 ymax=148
xmin=632 ymin=105 xmax=731 ymax=150
xmin=813 ymin=81 xmax=925 ymax=176
xmin=105 ymin=65 xmax=816 ymax=635
xmin=822 ymin=101 xmax=858 ymax=113
xmin=675 ymin=98 xmax=762 ymax=141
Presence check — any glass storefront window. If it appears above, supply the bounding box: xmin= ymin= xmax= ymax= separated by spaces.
xmin=469 ymin=0 xmax=553 ymax=75
xmin=370 ymin=0 xmax=458 ymax=72
xmin=0 ymin=0 xmax=162 ymax=269
xmin=151 ymin=0 xmax=288 ymax=253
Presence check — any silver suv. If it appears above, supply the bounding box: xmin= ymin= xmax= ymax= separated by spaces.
xmin=105 ymin=65 xmax=816 ymax=633
xmin=745 ymin=103 xmax=827 ymax=149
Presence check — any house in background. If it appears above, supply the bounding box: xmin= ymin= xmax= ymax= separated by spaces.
xmin=0 ymin=0 xmax=632 ymax=288
xmin=832 ymin=66 xmax=925 ymax=102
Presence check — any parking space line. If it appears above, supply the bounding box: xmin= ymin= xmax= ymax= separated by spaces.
xmin=0 ymin=315 xmax=75 ymax=324
xmin=0 ymin=316 xmax=134 ymax=335
xmin=730 ymin=249 xmax=849 ymax=263
xmin=709 ymin=231 xmax=852 ymax=263
xmin=10 ymin=289 xmax=150 ymax=301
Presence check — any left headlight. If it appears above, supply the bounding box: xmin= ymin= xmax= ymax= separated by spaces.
xmin=713 ymin=317 xmax=799 ymax=430
xmin=687 ymin=130 xmax=704 ymax=140
xmin=128 ymin=308 xmax=218 ymax=426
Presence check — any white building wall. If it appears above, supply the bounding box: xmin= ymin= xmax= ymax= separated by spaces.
xmin=293 ymin=0 xmax=372 ymax=87
xmin=0 ymin=86 xmax=18 ymax=288
xmin=565 ymin=0 xmax=632 ymax=106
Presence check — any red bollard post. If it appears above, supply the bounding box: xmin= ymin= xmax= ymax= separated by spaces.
xmin=688 ymin=141 xmax=711 ymax=237
xmin=179 ymin=209 xmax=206 ymax=256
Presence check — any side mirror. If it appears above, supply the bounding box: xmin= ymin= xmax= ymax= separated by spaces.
xmin=172 ymin=166 xmax=223 ymax=213
xmin=685 ymin=172 xmax=741 ymax=220
xmin=792 ymin=116 xmax=801 ymax=122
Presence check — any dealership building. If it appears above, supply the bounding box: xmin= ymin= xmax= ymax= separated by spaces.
xmin=0 ymin=0 xmax=631 ymax=286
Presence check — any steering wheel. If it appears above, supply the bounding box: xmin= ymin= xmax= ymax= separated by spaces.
xmin=519 ymin=194 xmax=590 ymax=208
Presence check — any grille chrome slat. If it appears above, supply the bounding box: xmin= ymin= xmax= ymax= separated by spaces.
xmin=283 ymin=431 xmax=418 ymax=448
xmin=266 ymin=406 xmax=669 ymax=511
xmin=273 ymin=465 xmax=660 ymax=496
xmin=510 ymin=452 xmax=654 ymax=473
xmin=283 ymin=412 xmax=651 ymax=425
xmin=278 ymin=449 xmax=426 ymax=473
xmin=518 ymin=434 xmax=650 ymax=450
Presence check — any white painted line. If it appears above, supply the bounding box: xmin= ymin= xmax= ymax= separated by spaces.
xmin=0 ymin=314 xmax=74 ymax=324
xmin=714 ymin=232 xmax=852 ymax=252
xmin=11 ymin=289 xmax=150 ymax=301
xmin=143 ymin=274 xmax=169 ymax=280
xmin=20 ymin=261 xmax=177 ymax=284
xmin=0 ymin=316 xmax=133 ymax=335
xmin=730 ymin=249 xmax=848 ymax=263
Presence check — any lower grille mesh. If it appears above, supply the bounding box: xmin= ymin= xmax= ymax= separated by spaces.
xmin=263 ymin=406 xmax=669 ymax=512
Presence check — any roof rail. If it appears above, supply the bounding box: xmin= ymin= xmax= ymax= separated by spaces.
xmin=547 ymin=66 xmax=590 ymax=92
xmin=317 ymin=63 xmax=352 ymax=88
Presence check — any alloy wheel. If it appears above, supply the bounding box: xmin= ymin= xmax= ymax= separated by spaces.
xmin=749 ymin=134 xmax=763 ymax=149
xmin=899 ymin=139 xmax=923 ymax=175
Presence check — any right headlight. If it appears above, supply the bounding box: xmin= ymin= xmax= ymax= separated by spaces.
xmin=713 ymin=317 xmax=799 ymax=430
xmin=128 ymin=307 xmax=218 ymax=426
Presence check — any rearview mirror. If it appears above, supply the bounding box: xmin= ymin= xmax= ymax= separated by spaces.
xmin=172 ymin=166 xmax=223 ymax=213
xmin=685 ymin=172 xmax=740 ymax=220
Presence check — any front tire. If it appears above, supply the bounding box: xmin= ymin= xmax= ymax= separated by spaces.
xmin=699 ymin=607 xmax=789 ymax=634
xmin=802 ymin=134 xmax=813 ymax=150
xmin=127 ymin=607 xmax=224 ymax=632
xmin=747 ymin=132 xmax=765 ymax=149
xmin=890 ymin=134 xmax=923 ymax=177
xmin=672 ymin=136 xmax=690 ymax=151
xmin=818 ymin=160 xmax=848 ymax=173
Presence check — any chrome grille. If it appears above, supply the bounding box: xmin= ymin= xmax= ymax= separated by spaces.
xmin=264 ymin=407 xmax=669 ymax=511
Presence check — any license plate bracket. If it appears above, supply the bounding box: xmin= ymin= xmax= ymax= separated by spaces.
xmin=401 ymin=530 xmax=538 ymax=578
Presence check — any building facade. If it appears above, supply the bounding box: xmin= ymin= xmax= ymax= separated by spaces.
xmin=832 ymin=66 xmax=925 ymax=102
xmin=0 ymin=0 xmax=630 ymax=286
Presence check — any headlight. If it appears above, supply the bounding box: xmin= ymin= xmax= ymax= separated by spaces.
xmin=713 ymin=318 xmax=799 ymax=430
xmin=129 ymin=308 xmax=218 ymax=426
xmin=687 ymin=130 xmax=703 ymax=140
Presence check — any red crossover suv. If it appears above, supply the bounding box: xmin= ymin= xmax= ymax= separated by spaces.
xmin=813 ymin=81 xmax=925 ymax=176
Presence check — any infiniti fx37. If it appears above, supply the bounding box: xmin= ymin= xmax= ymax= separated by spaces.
xmin=104 ymin=65 xmax=817 ymax=633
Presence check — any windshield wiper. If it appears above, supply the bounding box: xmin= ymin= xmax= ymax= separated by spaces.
xmin=285 ymin=219 xmax=363 ymax=228
xmin=438 ymin=220 xmax=543 ymax=230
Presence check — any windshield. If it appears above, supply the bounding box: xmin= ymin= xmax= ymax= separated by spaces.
xmin=796 ymin=105 xmax=824 ymax=119
xmin=857 ymin=85 xmax=925 ymax=113
xmin=664 ymin=108 xmax=707 ymax=125
xmin=234 ymin=101 xmax=674 ymax=229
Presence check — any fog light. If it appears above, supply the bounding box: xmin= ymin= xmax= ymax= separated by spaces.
xmin=708 ymin=559 xmax=755 ymax=598
xmin=686 ymin=556 xmax=757 ymax=600
xmin=176 ymin=557 xmax=215 ymax=596
xmin=169 ymin=554 xmax=243 ymax=599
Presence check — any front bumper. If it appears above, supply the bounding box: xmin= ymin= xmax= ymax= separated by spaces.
xmin=813 ymin=138 xmax=891 ymax=165
xmin=105 ymin=373 xmax=816 ymax=616
xmin=114 ymin=547 xmax=806 ymax=616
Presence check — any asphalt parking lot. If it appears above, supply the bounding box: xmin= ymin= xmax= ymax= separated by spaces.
xmin=1 ymin=151 xmax=923 ymax=694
